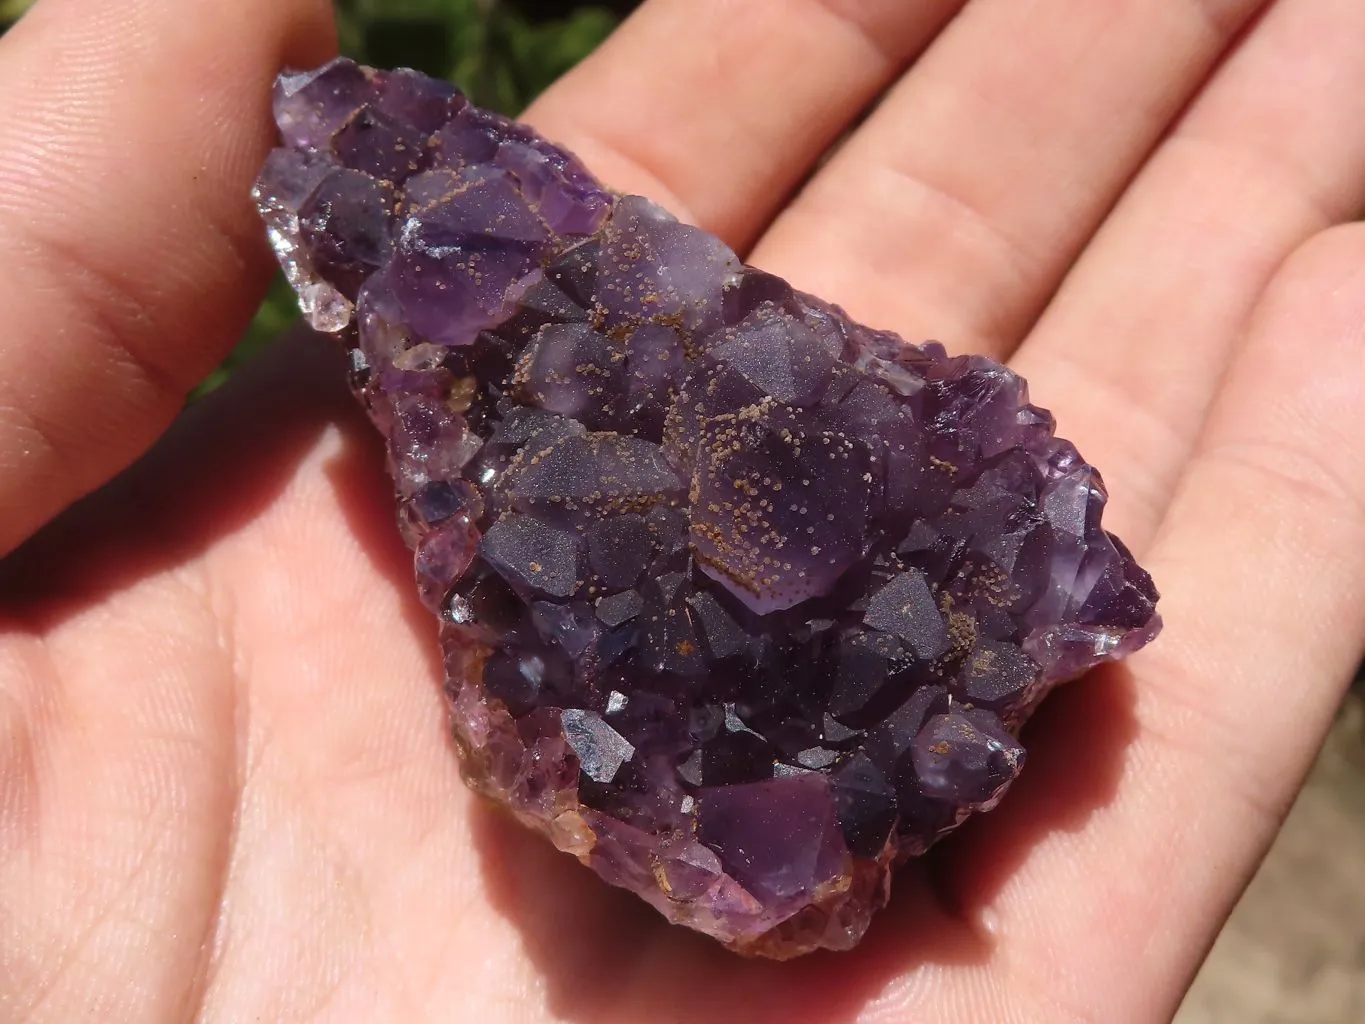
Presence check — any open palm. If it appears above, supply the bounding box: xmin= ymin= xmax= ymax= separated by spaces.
xmin=3 ymin=0 xmax=1365 ymax=1021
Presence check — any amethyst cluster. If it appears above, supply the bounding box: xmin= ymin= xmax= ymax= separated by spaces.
xmin=255 ymin=58 xmax=1160 ymax=958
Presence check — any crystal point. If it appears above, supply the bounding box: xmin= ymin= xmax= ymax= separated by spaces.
xmin=256 ymin=59 xmax=1161 ymax=958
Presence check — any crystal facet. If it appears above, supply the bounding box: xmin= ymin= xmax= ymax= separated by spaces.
xmin=255 ymin=58 xmax=1161 ymax=958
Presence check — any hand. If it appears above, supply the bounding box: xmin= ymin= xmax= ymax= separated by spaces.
xmin=2 ymin=1 xmax=1363 ymax=1020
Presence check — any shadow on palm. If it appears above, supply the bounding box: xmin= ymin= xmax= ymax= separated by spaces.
xmin=0 ymin=329 xmax=1138 ymax=1024
xmin=462 ymin=551 xmax=1140 ymax=1020
xmin=0 ymin=334 xmax=356 ymax=620
xmin=269 ymin=339 xmax=1139 ymax=1024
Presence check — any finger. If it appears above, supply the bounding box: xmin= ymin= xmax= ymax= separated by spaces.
xmin=1011 ymin=0 xmax=1365 ymax=551
xmin=524 ymin=0 xmax=964 ymax=245
xmin=749 ymin=0 xmax=1269 ymax=356
xmin=0 ymin=0 xmax=334 ymax=557
xmin=949 ymin=226 xmax=1365 ymax=1022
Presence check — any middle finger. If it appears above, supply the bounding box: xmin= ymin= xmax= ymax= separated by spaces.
xmin=1010 ymin=0 xmax=1365 ymax=551
xmin=751 ymin=0 xmax=1271 ymax=356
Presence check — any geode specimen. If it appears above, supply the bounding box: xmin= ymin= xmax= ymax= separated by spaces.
xmin=255 ymin=58 xmax=1160 ymax=958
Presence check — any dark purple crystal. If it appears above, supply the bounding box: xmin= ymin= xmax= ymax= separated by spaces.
xmin=255 ymin=58 xmax=1161 ymax=958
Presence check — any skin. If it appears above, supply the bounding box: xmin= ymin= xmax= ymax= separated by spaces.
xmin=1 ymin=0 xmax=1364 ymax=1019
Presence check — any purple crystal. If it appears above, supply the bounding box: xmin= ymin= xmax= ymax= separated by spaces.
xmin=255 ymin=58 xmax=1161 ymax=958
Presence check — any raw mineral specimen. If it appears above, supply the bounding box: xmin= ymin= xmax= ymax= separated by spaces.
xmin=255 ymin=58 xmax=1161 ymax=958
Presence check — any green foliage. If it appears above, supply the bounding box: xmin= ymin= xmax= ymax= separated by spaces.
xmin=0 ymin=0 xmax=32 ymax=24
xmin=337 ymin=0 xmax=618 ymax=115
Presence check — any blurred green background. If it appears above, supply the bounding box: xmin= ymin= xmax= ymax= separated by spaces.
xmin=0 ymin=0 xmax=637 ymax=392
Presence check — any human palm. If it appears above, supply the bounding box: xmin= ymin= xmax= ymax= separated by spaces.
xmin=3 ymin=0 xmax=1365 ymax=1021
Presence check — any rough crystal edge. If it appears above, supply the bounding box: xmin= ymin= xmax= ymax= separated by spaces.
xmin=253 ymin=57 xmax=1163 ymax=958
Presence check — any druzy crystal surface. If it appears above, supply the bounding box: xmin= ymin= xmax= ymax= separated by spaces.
xmin=256 ymin=58 xmax=1161 ymax=958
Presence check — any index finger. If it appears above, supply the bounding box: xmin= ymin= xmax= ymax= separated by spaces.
xmin=0 ymin=0 xmax=333 ymax=556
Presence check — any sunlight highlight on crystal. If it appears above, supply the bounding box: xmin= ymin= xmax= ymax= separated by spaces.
xmin=255 ymin=58 xmax=1160 ymax=957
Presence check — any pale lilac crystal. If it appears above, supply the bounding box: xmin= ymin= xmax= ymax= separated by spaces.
xmin=255 ymin=58 xmax=1161 ymax=958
